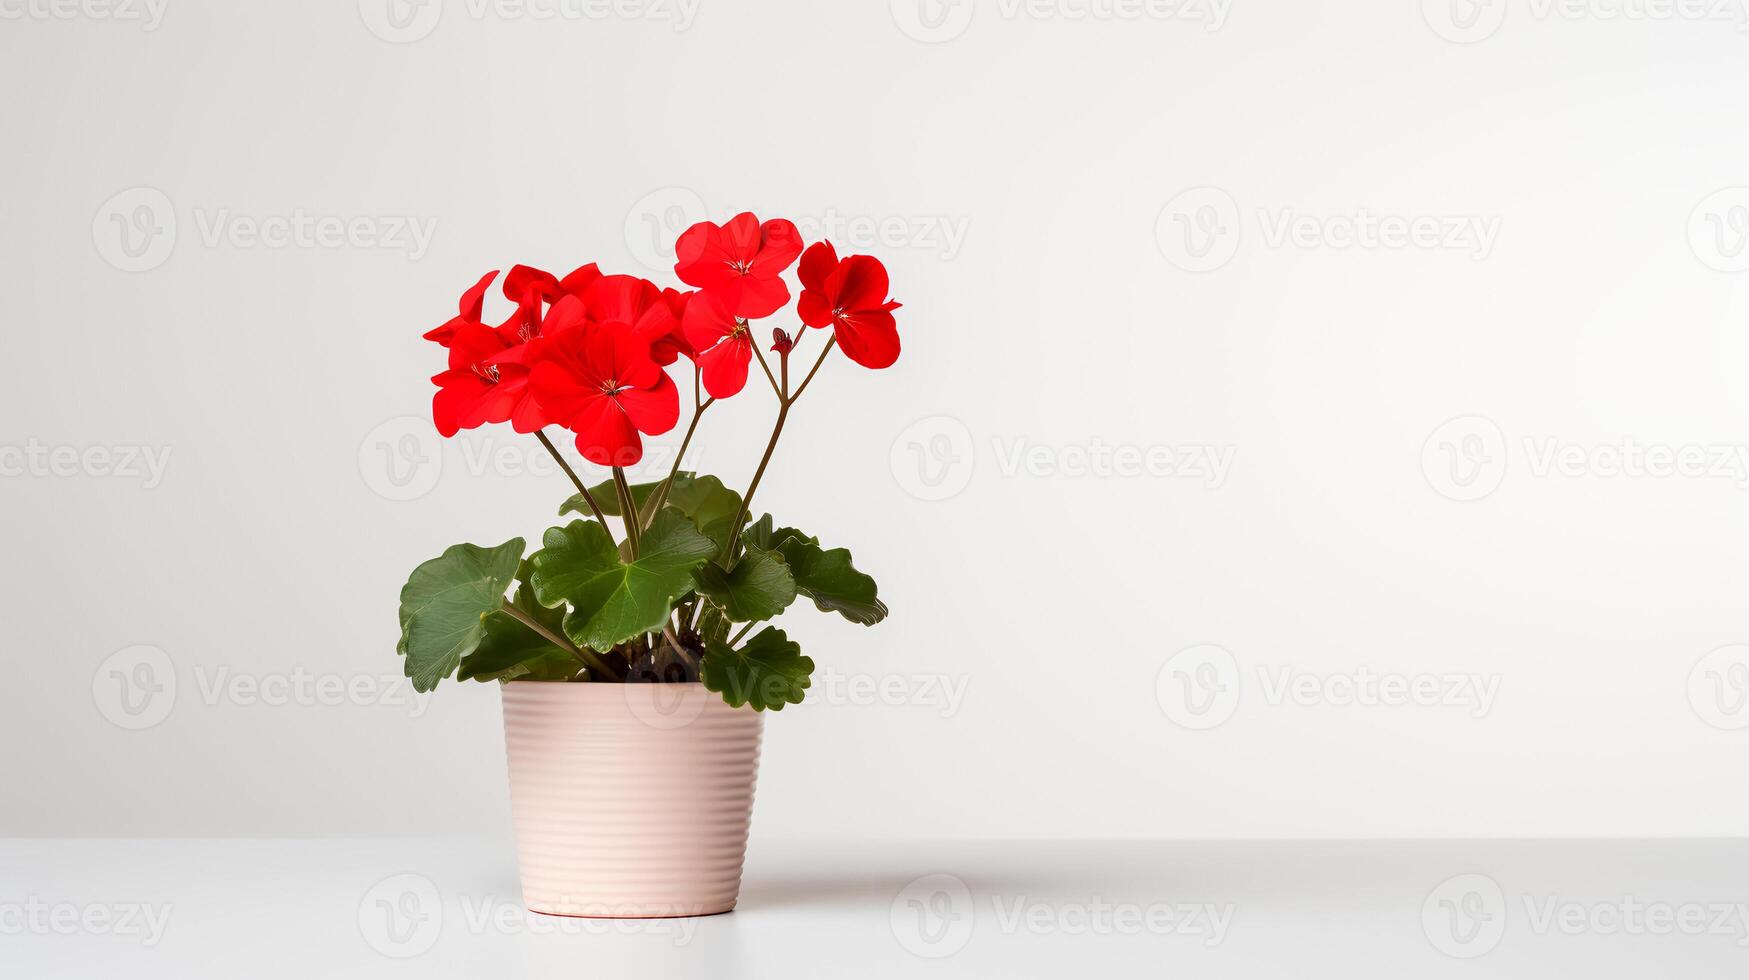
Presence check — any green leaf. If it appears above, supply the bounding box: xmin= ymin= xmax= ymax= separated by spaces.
xmin=666 ymin=474 xmax=743 ymax=530
xmin=458 ymin=577 xmax=574 ymax=683
xmin=701 ymin=626 xmax=814 ymax=711
xmin=560 ymin=475 xmax=672 ymax=518
xmin=397 ymin=538 xmax=525 ymax=693
xmin=769 ymin=528 xmax=888 ymax=626
xmin=744 ymin=514 xmax=775 ymax=551
xmin=527 ymin=510 xmax=716 ymax=651
xmin=693 ymin=548 xmax=797 ymax=623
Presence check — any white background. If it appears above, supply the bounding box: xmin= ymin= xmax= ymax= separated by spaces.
xmin=4 ymin=0 xmax=1749 ymax=842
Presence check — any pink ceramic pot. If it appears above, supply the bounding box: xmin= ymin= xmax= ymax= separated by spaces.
xmin=500 ymin=681 xmax=764 ymax=917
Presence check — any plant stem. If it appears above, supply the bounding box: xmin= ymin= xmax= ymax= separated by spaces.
xmin=750 ymin=331 xmax=781 ymax=397
xmin=611 ymin=467 xmax=640 ymax=557
xmin=535 ymin=430 xmax=610 ymax=529
xmin=720 ymin=338 xmax=837 ymax=563
xmin=722 ymin=400 xmax=788 ymax=563
xmin=727 ymin=621 xmax=755 ymax=646
xmin=500 ymin=598 xmax=616 ymax=679
xmin=660 ymin=624 xmax=696 ymax=669
xmin=642 ymin=391 xmax=713 ymax=528
xmin=789 ymin=336 xmax=836 ymax=403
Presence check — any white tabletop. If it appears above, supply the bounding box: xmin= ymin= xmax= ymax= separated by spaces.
xmin=3 ymin=837 xmax=1746 ymax=977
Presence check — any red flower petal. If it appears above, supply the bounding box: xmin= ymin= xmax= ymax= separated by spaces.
xmin=797 ymin=242 xmax=837 ymax=294
xmin=459 ymin=269 xmax=499 ymax=321
xmin=717 ymin=212 xmax=763 ymax=264
xmin=504 ymin=264 xmax=559 ymax=303
xmin=615 ymin=371 xmax=680 ymax=436
xmin=832 ymin=309 xmax=901 ymax=369
xmin=749 ymin=218 xmax=803 ymax=277
xmin=558 ymin=262 xmax=601 ymax=299
xmin=697 ymin=335 xmax=752 ymax=399
xmin=830 ymin=255 xmax=893 ymax=312
xmin=796 ymin=289 xmax=833 ymax=329
xmin=727 ymin=275 xmax=791 ymax=319
xmin=681 ymin=289 xmax=736 ymax=353
xmin=569 ymin=394 xmax=643 ymax=467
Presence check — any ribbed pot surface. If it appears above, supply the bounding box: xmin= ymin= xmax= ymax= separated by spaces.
xmin=501 ymin=681 xmax=763 ymax=917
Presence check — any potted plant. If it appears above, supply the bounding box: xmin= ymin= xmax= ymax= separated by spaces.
xmin=395 ymin=212 xmax=901 ymax=918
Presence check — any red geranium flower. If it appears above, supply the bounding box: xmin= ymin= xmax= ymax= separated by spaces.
xmin=796 ymin=241 xmax=902 ymax=369
xmin=423 ymin=269 xmax=499 ymax=347
xmin=499 ymin=264 xmax=561 ymax=344
xmin=431 ymin=322 xmax=532 ymax=436
xmin=557 ymin=262 xmax=601 ymax=302
xmin=673 ymin=212 xmax=803 ymax=319
xmin=682 ymin=289 xmax=753 ymax=398
xmin=651 ymin=288 xmax=698 ymax=366
xmin=581 ymin=274 xmax=681 ymax=349
xmin=529 ymin=321 xmax=679 ymax=467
